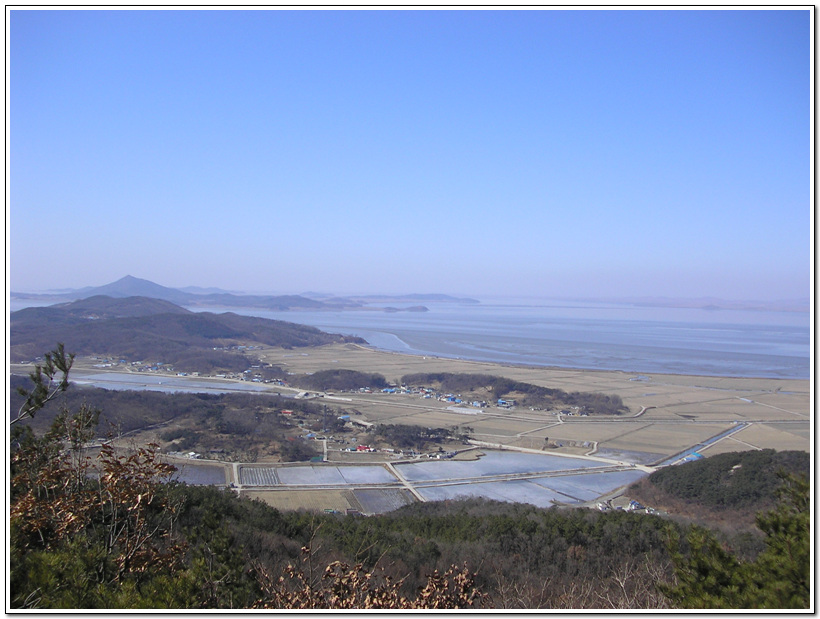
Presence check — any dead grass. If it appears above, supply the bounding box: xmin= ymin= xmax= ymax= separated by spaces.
xmin=242 ymin=489 xmax=359 ymax=513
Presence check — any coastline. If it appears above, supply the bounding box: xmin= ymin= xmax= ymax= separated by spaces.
xmin=179 ymin=303 xmax=810 ymax=381
xmin=355 ymin=342 xmax=810 ymax=385
xmin=330 ymin=342 xmax=810 ymax=393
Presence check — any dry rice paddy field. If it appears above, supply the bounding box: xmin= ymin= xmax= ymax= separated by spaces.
xmin=262 ymin=343 xmax=810 ymax=456
xmin=243 ymin=489 xmax=360 ymax=513
xmin=213 ymin=343 xmax=810 ymax=513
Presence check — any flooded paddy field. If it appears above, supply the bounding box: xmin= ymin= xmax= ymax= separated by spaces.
xmin=353 ymin=488 xmax=416 ymax=513
xmin=236 ymin=451 xmax=649 ymax=514
xmin=410 ymin=468 xmax=645 ymax=507
xmin=242 ymin=464 xmax=398 ymax=486
xmin=172 ymin=462 xmax=229 ymax=486
xmin=528 ymin=469 xmax=648 ymax=501
xmin=72 ymin=371 xmax=272 ymax=395
xmin=394 ymin=451 xmax=604 ymax=482
xmin=416 ymin=479 xmax=569 ymax=508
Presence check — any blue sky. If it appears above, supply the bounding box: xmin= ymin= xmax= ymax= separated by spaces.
xmin=10 ymin=9 xmax=811 ymax=300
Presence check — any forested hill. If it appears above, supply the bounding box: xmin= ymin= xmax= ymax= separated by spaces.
xmin=629 ymin=449 xmax=809 ymax=529
xmin=11 ymin=274 xmax=354 ymax=310
xmin=9 ymin=295 xmax=365 ymax=365
xmin=12 ymin=295 xmax=190 ymax=325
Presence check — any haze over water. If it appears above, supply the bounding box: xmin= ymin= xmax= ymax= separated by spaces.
xmin=188 ymin=299 xmax=809 ymax=380
xmin=10 ymin=10 xmax=810 ymax=382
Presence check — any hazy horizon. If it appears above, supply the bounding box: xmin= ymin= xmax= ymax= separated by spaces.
xmin=9 ymin=273 xmax=810 ymax=308
xmin=10 ymin=9 xmax=811 ymax=303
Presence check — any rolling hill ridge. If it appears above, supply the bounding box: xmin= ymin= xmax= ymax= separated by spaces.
xmin=10 ymin=295 xmax=365 ymax=368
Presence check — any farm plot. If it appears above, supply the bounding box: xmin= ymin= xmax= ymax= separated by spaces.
xmin=647 ymin=398 xmax=749 ymax=420
xmin=688 ymin=398 xmax=803 ymax=422
xmin=763 ymin=421 xmax=811 ymax=441
xmin=415 ymin=479 xmax=567 ymax=509
xmin=396 ymin=451 xmax=603 ymax=483
xmin=692 ymin=436 xmax=763 ymax=456
xmin=173 ymin=463 xmax=229 ymax=486
xmin=503 ymin=436 xmax=555 ymax=451
xmin=593 ymin=447 xmax=667 ymax=465
xmin=601 ymin=423 xmax=732 ymax=457
xmin=353 ymin=488 xmax=415 ymax=514
xmin=520 ymin=369 xmax=631 ymax=396
xmin=649 ymin=374 xmax=805 ymax=393
xmin=701 ymin=423 xmax=809 ymax=453
xmin=529 ymin=469 xmax=648 ymax=502
xmin=276 ymin=466 xmax=346 ymax=485
xmin=239 ymin=466 xmax=279 ymax=486
xmin=237 ymin=450 xmax=655 ymax=514
xmin=643 ymin=388 xmax=745 ymax=407
xmin=243 ymin=489 xmax=360 ymax=513
xmin=467 ymin=417 xmax=539 ymax=439
xmin=751 ymin=389 xmax=811 ymax=410
xmin=237 ymin=464 xmax=401 ymax=487
xmin=391 ymin=410 xmax=486 ymax=428
xmin=338 ymin=466 xmax=399 ymax=485
xmin=724 ymin=397 xmax=811 ymax=422
xmin=543 ymin=422 xmax=648 ymax=443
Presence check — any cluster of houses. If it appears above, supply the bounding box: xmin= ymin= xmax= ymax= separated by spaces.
xmin=345 ymin=445 xmax=376 ymax=453
xmin=90 ymin=357 xmax=128 ymax=368
xmin=597 ymin=498 xmax=658 ymax=515
xmin=89 ymin=357 xmax=189 ymax=375
xmin=368 ymin=385 xmax=517 ymax=410
xmin=211 ymin=345 xmax=264 ymax=352
xmin=339 ymin=445 xmax=459 ymax=460
xmin=89 ymin=353 xmax=290 ymax=384
xmin=166 ymin=450 xmax=202 ymax=460
xmin=91 ymin=357 xmax=199 ymax=376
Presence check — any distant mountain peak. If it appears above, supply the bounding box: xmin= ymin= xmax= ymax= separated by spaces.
xmin=88 ymin=276 xmax=190 ymax=302
xmin=108 ymin=274 xmax=150 ymax=286
xmin=111 ymin=274 xmax=163 ymax=287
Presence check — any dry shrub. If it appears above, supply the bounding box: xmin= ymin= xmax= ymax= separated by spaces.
xmin=252 ymin=547 xmax=487 ymax=609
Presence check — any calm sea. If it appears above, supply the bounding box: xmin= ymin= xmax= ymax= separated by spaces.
xmin=186 ymin=299 xmax=810 ymax=380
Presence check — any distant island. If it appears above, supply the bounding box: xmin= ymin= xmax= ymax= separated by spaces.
xmin=326 ymin=293 xmax=480 ymax=305
xmin=383 ymin=305 xmax=429 ymax=313
xmin=13 ymin=276 xmax=804 ymax=314
xmin=10 ymin=275 xmax=479 ymax=311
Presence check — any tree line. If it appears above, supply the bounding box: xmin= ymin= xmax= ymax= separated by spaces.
xmin=293 ymin=369 xmax=389 ymax=392
xmin=401 ymin=372 xmax=628 ymax=415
